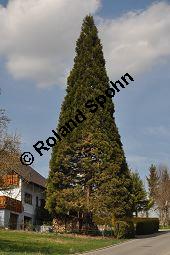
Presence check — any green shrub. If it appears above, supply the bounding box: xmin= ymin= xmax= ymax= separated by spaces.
xmin=136 ymin=219 xmax=159 ymax=235
xmin=102 ymin=229 xmax=114 ymax=237
xmin=114 ymin=221 xmax=135 ymax=239
xmin=84 ymin=229 xmax=102 ymax=236
xmin=70 ymin=228 xmax=114 ymax=237
xmin=68 ymin=228 xmax=102 ymax=236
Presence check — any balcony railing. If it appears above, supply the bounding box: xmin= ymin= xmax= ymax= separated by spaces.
xmin=0 ymin=196 xmax=23 ymax=213
xmin=1 ymin=174 xmax=19 ymax=188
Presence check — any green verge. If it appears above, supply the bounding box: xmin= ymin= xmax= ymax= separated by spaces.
xmin=0 ymin=230 xmax=125 ymax=255
xmin=160 ymin=226 xmax=170 ymax=230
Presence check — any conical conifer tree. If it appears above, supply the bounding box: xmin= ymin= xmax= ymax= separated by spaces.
xmin=147 ymin=164 xmax=159 ymax=199
xmin=46 ymin=15 xmax=133 ymax=227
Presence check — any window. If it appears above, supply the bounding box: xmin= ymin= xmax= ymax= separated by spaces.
xmin=40 ymin=199 xmax=45 ymax=208
xmin=36 ymin=196 xmax=39 ymax=207
xmin=24 ymin=193 xmax=32 ymax=205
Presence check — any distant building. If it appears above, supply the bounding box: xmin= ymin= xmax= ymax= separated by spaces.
xmin=0 ymin=166 xmax=46 ymax=230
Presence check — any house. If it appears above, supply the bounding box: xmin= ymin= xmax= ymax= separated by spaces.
xmin=0 ymin=166 xmax=46 ymax=230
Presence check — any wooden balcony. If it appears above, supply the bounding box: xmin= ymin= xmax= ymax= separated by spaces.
xmin=0 ymin=196 xmax=23 ymax=213
xmin=2 ymin=174 xmax=19 ymax=188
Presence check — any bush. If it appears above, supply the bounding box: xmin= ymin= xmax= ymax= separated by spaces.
xmin=136 ymin=219 xmax=159 ymax=235
xmin=103 ymin=229 xmax=114 ymax=237
xmin=83 ymin=229 xmax=102 ymax=236
xmin=68 ymin=228 xmax=102 ymax=236
xmin=114 ymin=221 xmax=135 ymax=239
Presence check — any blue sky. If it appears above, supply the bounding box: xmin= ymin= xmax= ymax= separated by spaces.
xmin=0 ymin=0 xmax=170 ymax=184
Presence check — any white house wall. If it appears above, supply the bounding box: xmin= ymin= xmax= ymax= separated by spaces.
xmin=0 ymin=210 xmax=5 ymax=227
xmin=21 ymin=181 xmax=45 ymax=220
xmin=0 ymin=177 xmax=45 ymax=228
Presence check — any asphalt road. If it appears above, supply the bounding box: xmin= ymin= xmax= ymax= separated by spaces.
xmin=84 ymin=231 xmax=170 ymax=255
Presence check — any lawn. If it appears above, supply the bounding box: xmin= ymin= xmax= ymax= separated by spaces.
xmin=0 ymin=230 xmax=124 ymax=255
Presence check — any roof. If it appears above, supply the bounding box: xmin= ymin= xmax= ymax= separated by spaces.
xmin=14 ymin=165 xmax=46 ymax=188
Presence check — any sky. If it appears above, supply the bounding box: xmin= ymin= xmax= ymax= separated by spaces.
xmin=0 ymin=0 xmax=170 ymax=184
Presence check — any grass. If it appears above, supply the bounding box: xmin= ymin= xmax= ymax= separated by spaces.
xmin=160 ymin=226 xmax=170 ymax=230
xmin=0 ymin=230 xmax=124 ymax=255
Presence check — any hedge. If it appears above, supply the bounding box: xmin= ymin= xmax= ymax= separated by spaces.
xmin=65 ymin=217 xmax=159 ymax=237
xmin=136 ymin=219 xmax=159 ymax=235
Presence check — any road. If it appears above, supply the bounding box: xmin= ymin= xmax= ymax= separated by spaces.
xmin=84 ymin=231 xmax=170 ymax=255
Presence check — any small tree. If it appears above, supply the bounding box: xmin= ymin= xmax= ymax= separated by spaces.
xmin=157 ymin=166 xmax=170 ymax=226
xmin=147 ymin=164 xmax=159 ymax=200
xmin=131 ymin=171 xmax=147 ymax=217
xmin=147 ymin=164 xmax=170 ymax=226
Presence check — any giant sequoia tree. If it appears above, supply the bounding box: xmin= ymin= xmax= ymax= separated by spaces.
xmin=46 ymin=16 xmax=133 ymax=227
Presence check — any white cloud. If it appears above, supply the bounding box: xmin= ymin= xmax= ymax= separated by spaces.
xmin=0 ymin=0 xmax=100 ymax=87
xmin=99 ymin=1 xmax=170 ymax=80
xmin=0 ymin=1 xmax=170 ymax=87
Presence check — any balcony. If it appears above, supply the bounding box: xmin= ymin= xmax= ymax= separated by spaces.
xmin=2 ymin=174 xmax=19 ymax=188
xmin=0 ymin=196 xmax=23 ymax=213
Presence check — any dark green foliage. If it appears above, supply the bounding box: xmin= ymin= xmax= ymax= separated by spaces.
xmin=34 ymin=206 xmax=52 ymax=226
xmin=69 ymin=228 xmax=114 ymax=237
xmin=70 ymin=227 xmax=124 ymax=238
xmin=103 ymin=229 xmax=114 ymax=237
xmin=131 ymin=171 xmax=147 ymax=216
xmin=147 ymin=164 xmax=159 ymax=199
xmin=46 ymin=15 xmax=133 ymax=227
xmin=136 ymin=219 xmax=159 ymax=235
xmin=114 ymin=221 xmax=135 ymax=239
xmin=68 ymin=228 xmax=102 ymax=236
